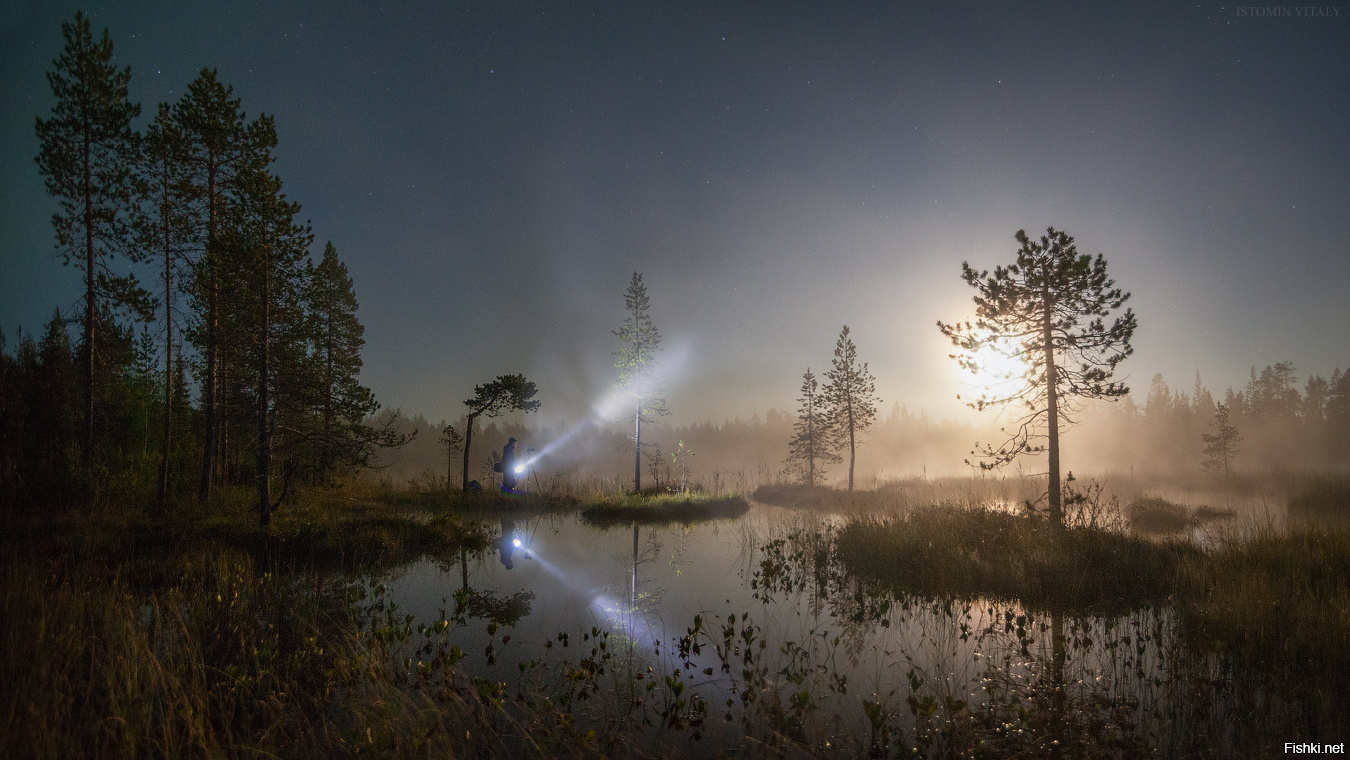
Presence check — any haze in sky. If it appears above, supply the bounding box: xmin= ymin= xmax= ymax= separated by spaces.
xmin=2 ymin=1 xmax=1347 ymax=430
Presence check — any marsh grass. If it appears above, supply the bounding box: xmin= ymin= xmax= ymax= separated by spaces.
xmin=1127 ymin=497 xmax=1196 ymax=535
xmin=7 ymin=478 xmax=1350 ymax=758
xmin=581 ymin=492 xmax=750 ymax=527
xmin=1287 ymin=475 xmax=1350 ymax=522
xmin=835 ymin=506 xmax=1198 ymax=614
xmin=1179 ymin=528 xmax=1350 ymax=717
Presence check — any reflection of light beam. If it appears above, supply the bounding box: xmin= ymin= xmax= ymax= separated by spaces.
xmin=512 ymin=542 xmax=662 ymax=651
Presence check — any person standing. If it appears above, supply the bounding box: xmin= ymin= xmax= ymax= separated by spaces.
xmin=501 ymin=437 xmax=520 ymax=492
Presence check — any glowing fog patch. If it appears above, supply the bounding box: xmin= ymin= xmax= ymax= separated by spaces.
xmin=961 ymin=336 xmax=1031 ymax=399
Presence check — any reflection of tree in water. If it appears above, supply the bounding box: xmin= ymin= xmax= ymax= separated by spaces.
xmin=430 ymin=518 xmax=536 ymax=645
xmin=625 ymin=522 xmax=668 ymax=613
xmin=744 ymin=524 xmax=1201 ymax=757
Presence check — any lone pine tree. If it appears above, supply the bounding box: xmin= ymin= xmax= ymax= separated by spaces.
xmin=823 ymin=326 xmax=878 ymax=492
xmin=1201 ymin=402 xmax=1241 ymax=477
xmin=612 ymin=272 xmax=669 ymax=492
xmin=461 ymin=375 xmax=540 ymax=491
xmin=938 ymin=227 xmax=1136 ymax=529
xmin=786 ymin=368 xmax=839 ymax=486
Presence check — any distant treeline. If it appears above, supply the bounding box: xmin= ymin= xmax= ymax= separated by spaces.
xmin=1076 ymin=364 xmax=1350 ymax=475
xmin=371 ymin=362 xmax=1350 ymax=490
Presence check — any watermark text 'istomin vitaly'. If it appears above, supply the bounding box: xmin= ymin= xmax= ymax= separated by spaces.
xmin=1236 ymin=5 xmax=1345 ymax=16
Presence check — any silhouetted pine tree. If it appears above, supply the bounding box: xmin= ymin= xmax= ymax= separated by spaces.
xmin=461 ymin=376 xmax=540 ymax=491
xmin=1201 ymin=403 xmax=1240 ymax=477
xmin=823 ymin=326 xmax=878 ymax=492
xmin=35 ymin=12 xmax=149 ymax=474
xmin=786 ymin=368 xmax=839 ymax=486
xmin=938 ymin=227 xmax=1136 ymax=528
xmin=612 ymin=272 xmax=669 ymax=492
xmin=305 ymin=242 xmax=387 ymax=483
xmin=225 ymin=156 xmax=312 ymax=527
xmin=139 ymin=103 xmax=197 ymax=507
xmin=175 ymin=69 xmax=267 ymax=499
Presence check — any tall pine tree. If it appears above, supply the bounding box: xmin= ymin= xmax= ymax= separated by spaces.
xmin=225 ymin=153 xmax=312 ymax=527
xmin=786 ymin=368 xmax=839 ymax=486
xmin=612 ymin=272 xmax=669 ymax=492
xmin=35 ymin=11 xmax=148 ymax=473
xmin=138 ymin=103 xmax=197 ymax=507
xmin=305 ymin=242 xmax=383 ymax=483
xmin=938 ymin=227 xmax=1135 ymax=528
xmin=175 ymin=69 xmax=265 ymax=499
xmin=823 ymin=326 xmax=878 ymax=492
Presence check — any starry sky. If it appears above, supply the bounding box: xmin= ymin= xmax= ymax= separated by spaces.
xmin=2 ymin=1 xmax=1347 ymax=428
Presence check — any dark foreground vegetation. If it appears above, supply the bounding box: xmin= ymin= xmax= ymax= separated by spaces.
xmin=2 ymin=478 xmax=1347 ymax=758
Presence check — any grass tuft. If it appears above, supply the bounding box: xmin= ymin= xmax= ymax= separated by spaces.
xmin=836 ymin=505 xmax=1198 ymax=614
xmin=581 ymin=492 xmax=749 ymax=526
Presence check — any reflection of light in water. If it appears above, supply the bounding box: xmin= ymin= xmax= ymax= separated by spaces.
xmin=513 ymin=540 xmax=662 ymax=651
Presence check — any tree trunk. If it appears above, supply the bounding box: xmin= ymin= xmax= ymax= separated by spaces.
xmin=846 ymin=397 xmax=856 ymax=492
xmin=157 ymin=198 xmax=173 ymax=509
xmin=82 ymin=132 xmax=95 ymax=478
xmin=807 ymin=399 xmax=815 ymax=487
xmin=462 ymin=414 xmax=476 ymax=490
xmin=1043 ymin=282 xmax=1062 ymax=529
xmin=633 ymin=397 xmax=642 ymax=492
xmin=257 ymin=246 xmax=272 ymax=529
xmin=199 ymin=164 xmax=220 ymax=501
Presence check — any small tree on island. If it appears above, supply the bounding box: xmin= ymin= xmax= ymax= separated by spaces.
xmin=823 ymin=326 xmax=879 ymax=492
xmin=938 ymin=227 xmax=1136 ymax=529
xmin=786 ymin=368 xmax=839 ymax=486
xmin=613 ymin=272 xmax=669 ymax=492
xmin=1201 ymin=402 xmax=1240 ymax=477
xmin=461 ymin=375 xmax=539 ymax=491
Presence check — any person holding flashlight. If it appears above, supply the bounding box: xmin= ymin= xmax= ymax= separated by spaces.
xmin=501 ymin=437 xmax=521 ymax=492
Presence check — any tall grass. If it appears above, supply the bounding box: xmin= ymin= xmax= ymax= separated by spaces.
xmin=834 ymin=505 xmax=1198 ymax=614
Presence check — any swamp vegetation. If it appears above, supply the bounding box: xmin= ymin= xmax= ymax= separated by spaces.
xmin=3 ymin=475 xmax=1348 ymax=758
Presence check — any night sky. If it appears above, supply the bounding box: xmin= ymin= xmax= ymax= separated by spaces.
xmin=2 ymin=1 xmax=1347 ymax=429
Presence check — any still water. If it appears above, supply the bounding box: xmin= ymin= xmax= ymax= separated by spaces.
xmin=378 ymin=502 xmax=1218 ymax=754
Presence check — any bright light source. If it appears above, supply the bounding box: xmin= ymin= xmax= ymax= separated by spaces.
xmin=512 ymin=538 xmax=522 ymax=548
xmin=513 ymin=464 xmax=525 ymax=474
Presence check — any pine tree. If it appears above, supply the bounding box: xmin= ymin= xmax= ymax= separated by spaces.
xmin=305 ymin=242 xmax=385 ymax=483
xmin=175 ymin=69 xmax=265 ymax=499
xmin=785 ymin=368 xmax=839 ymax=486
xmin=612 ymin=272 xmax=669 ymax=492
xmin=823 ymin=326 xmax=878 ymax=492
xmin=1201 ymin=403 xmax=1240 ymax=477
xmin=461 ymin=376 xmax=540 ymax=491
xmin=938 ymin=227 xmax=1136 ymax=528
xmin=139 ymin=103 xmax=197 ymax=506
xmin=226 ymin=155 xmax=312 ymax=527
xmin=35 ymin=12 xmax=148 ymax=473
